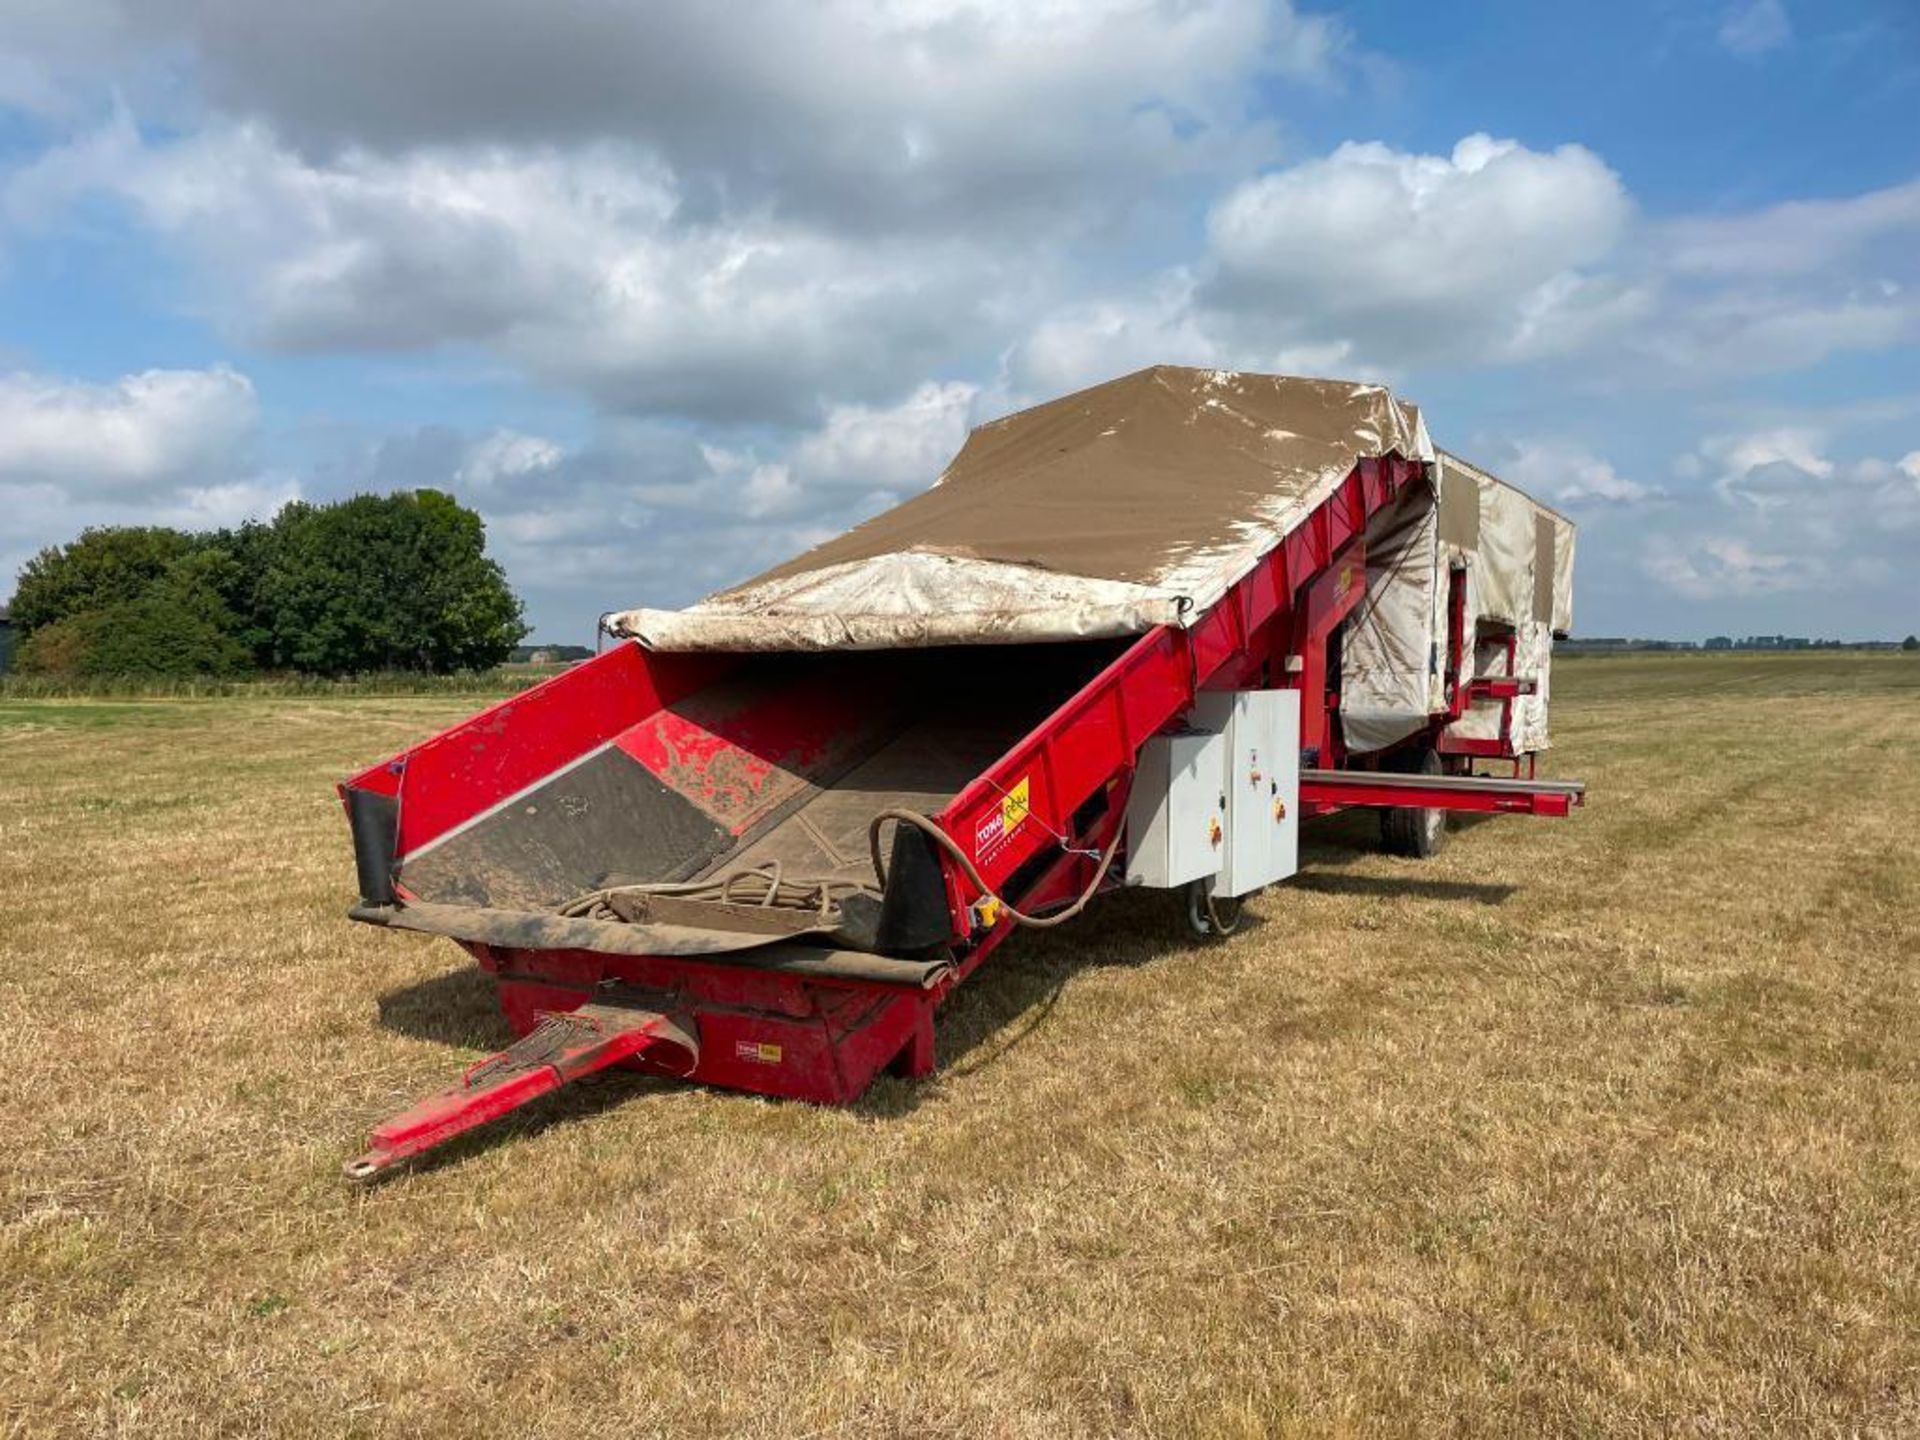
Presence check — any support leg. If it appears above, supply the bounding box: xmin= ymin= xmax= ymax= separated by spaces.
xmin=894 ymin=1002 xmax=937 ymax=1079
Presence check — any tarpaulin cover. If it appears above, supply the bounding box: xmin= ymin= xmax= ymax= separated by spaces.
xmin=1438 ymin=451 xmax=1575 ymax=755
xmin=1339 ymin=481 xmax=1445 ymax=754
xmin=1338 ymin=451 xmax=1576 ymax=754
xmin=608 ymin=366 xmax=1433 ymax=651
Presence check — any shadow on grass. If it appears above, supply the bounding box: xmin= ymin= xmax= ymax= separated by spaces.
xmin=361 ymin=884 xmax=1229 ymax=1153
xmin=1297 ymin=809 xmax=1384 ymax=865
xmin=1297 ymin=808 xmax=1506 ymax=869
xmin=1288 ymin=871 xmax=1515 ymax=905
xmin=376 ymin=964 xmax=514 ymax=1050
xmin=856 ymin=883 xmax=1274 ymax=1117
xmin=1450 ymin=812 xmax=1503 ymax=834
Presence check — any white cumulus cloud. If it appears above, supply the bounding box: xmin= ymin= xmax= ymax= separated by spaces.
xmin=1694 ymin=428 xmax=1920 ymax=529
xmin=1717 ymin=0 xmax=1791 ymax=58
xmin=790 ymin=381 xmax=979 ymax=493
xmin=9 ymin=119 xmax=1031 ymax=425
xmin=1643 ymin=534 xmax=1826 ymax=599
xmin=1641 ymin=424 xmax=1919 ymax=610
xmin=455 ymin=430 xmax=565 ymax=490
xmin=0 ymin=365 xmax=256 ymax=491
xmin=1204 ymin=133 xmax=1634 ymax=361
xmin=90 ymin=0 xmax=1343 ymax=231
xmin=1497 ymin=440 xmax=1661 ymax=508
xmin=0 ymin=364 xmax=293 ymax=601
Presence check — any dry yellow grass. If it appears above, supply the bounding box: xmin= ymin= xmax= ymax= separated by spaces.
xmin=3 ymin=653 xmax=1917 ymax=1437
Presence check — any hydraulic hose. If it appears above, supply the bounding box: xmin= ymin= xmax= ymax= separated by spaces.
xmin=867 ymin=807 xmax=1120 ymax=930
xmin=558 ymin=808 xmax=1122 ymax=936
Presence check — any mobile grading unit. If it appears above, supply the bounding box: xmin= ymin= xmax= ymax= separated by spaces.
xmin=338 ymin=366 xmax=1585 ymax=1177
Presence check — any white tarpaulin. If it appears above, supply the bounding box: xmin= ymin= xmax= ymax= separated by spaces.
xmin=614 ymin=551 xmax=1183 ymax=652
xmin=610 ymin=366 xmax=1433 ymax=652
xmin=604 ymin=365 xmax=1574 ymax=758
xmin=1435 ymin=451 xmax=1575 ymax=755
xmin=1338 ymin=451 xmax=1576 ymax=755
xmin=1339 ymin=481 xmax=1445 ymax=754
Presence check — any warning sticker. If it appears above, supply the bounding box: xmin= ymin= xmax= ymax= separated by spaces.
xmin=974 ymin=774 xmax=1032 ymax=857
xmin=734 ymin=1040 xmax=782 ymax=1065
xmin=1001 ymin=776 xmax=1031 ymax=834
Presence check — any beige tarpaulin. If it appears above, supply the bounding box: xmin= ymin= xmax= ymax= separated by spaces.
xmin=608 ymin=366 xmax=1433 ymax=651
xmin=1436 ymin=451 xmax=1576 ymax=755
xmin=1339 ymin=481 xmax=1445 ymax=754
xmin=1337 ymin=451 xmax=1576 ymax=755
xmin=604 ymin=364 xmax=1574 ymax=757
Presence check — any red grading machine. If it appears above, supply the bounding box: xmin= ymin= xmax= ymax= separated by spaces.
xmin=337 ymin=447 xmax=1582 ymax=1178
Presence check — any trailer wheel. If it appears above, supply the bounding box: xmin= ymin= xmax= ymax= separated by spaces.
xmin=1381 ymin=748 xmax=1449 ymax=859
xmin=1184 ymin=879 xmax=1243 ymax=940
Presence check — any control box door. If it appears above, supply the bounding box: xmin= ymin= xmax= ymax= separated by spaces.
xmin=1218 ymin=688 xmax=1300 ymax=897
xmin=1123 ymin=728 xmax=1226 ymax=889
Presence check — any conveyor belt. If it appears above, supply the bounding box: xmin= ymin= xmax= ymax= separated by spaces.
xmin=699 ymin=719 xmax=1019 ymax=887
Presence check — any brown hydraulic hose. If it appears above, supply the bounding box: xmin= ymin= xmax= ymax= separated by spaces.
xmin=868 ymin=808 xmax=1121 ymax=930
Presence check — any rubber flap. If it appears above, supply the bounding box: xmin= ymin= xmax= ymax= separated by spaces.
xmin=345 ymin=787 xmax=399 ymax=906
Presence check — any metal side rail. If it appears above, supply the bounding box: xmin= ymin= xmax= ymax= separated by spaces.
xmin=1301 ymin=768 xmax=1586 ymax=817
xmin=345 ymin=1000 xmax=698 ymax=1179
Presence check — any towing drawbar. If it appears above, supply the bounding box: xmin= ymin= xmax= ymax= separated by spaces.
xmin=345 ymin=1001 xmax=698 ymax=1178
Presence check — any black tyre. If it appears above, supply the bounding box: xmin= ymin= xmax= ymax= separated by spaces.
xmin=1183 ymin=878 xmax=1244 ymax=940
xmin=1380 ymin=747 xmax=1449 ymax=859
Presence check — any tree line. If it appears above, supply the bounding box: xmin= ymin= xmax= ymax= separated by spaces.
xmin=8 ymin=490 xmax=527 ymax=678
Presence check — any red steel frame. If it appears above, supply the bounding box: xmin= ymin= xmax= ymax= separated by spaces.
xmin=338 ymin=455 xmax=1581 ymax=1170
xmin=1433 ymin=562 xmax=1543 ymax=778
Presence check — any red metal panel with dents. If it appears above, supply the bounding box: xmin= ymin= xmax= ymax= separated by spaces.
xmin=337 ymin=453 xmax=1583 ymax=1176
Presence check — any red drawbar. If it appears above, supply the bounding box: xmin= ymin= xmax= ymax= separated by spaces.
xmin=344 ymin=1002 xmax=698 ymax=1178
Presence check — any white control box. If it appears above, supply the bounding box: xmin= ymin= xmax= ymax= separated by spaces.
xmin=1127 ymin=689 xmax=1299 ymax=896
xmin=1123 ymin=728 xmax=1226 ymax=889
xmin=1210 ymin=688 xmax=1300 ymax=896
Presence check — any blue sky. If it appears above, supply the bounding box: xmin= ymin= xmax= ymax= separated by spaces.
xmin=2 ymin=0 xmax=1916 ymax=642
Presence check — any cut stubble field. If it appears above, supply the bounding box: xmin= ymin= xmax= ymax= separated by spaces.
xmin=2 ymin=653 xmax=1917 ymax=1437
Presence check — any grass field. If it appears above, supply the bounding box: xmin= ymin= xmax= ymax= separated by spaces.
xmin=3 ymin=653 xmax=1917 ymax=1437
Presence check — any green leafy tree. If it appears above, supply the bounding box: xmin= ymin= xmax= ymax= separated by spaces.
xmin=260 ymin=490 xmax=526 ymax=675
xmin=12 ymin=538 xmax=252 ymax=677
xmin=201 ymin=520 xmax=285 ymax=668
xmin=12 ymin=617 xmax=90 ymax=674
xmin=8 ymin=526 xmax=197 ymax=634
xmin=9 ymin=492 xmax=526 ymax=678
xmin=16 ymin=583 xmax=249 ymax=679
xmin=1904 ymin=635 xmax=1918 ymax=652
